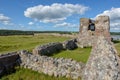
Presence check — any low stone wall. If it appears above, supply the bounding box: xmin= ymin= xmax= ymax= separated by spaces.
xmin=0 ymin=50 xmax=85 ymax=79
xmin=19 ymin=50 xmax=85 ymax=79
xmin=33 ymin=39 xmax=78 ymax=56
xmin=0 ymin=52 xmax=20 ymax=76
xmin=63 ymin=39 xmax=78 ymax=50
xmin=33 ymin=42 xmax=63 ymax=56
xmin=0 ymin=39 xmax=80 ymax=79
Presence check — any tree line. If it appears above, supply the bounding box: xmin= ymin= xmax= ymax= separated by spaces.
xmin=0 ymin=30 xmax=119 ymax=36
xmin=0 ymin=30 xmax=77 ymax=36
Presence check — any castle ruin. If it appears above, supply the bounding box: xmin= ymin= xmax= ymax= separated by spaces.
xmin=81 ymin=16 xmax=120 ymax=80
xmin=77 ymin=16 xmax=111 ymax=48
xmin=0 ymin=16 xmax=120 ymax=80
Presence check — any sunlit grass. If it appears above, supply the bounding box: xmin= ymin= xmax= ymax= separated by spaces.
xmin=114 ymin=40 xmax=120 ymax=56
xmin=1 ymin=67 xmax=68 ymax=80
xmin=52 ymin=47 xmax=91 ymax=63
xmin=0 ymin=35 xmax=70 ymax=53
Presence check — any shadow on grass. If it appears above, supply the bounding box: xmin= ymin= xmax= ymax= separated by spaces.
xmin=112 ymin=40 xmax=120 ymax=44
xmin=1 ymin=67 xmax=69 ymax=80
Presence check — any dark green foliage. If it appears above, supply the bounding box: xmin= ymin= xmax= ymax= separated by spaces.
xmin=112 ymin=40 xmax=120 ymax=44
xmin=111 ymin=32 xmax=120 ymax=35
xmin=0 ymin=29 xmax=78 ymax=36
xmin=0 ymin=30 xmax=34 ymax=36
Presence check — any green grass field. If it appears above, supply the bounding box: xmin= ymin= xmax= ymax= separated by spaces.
xmin=114 ymin=40 xmax=120 ymax=56
xmin=52 ymin=47 xmax=91 ymax=63
xmin=0 ymin=35 xmax=120 ymax=80
xmin=0 ymin=35 xmax=70 ymax=53
xmin=1 ymin=67 xmax=69 ymax=80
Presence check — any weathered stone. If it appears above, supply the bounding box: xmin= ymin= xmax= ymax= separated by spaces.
xmin=95 ymin=16 xmax=111 ymax=41
xmin=18 ymin=50 xmax=85 ymax=79
xmin=33 ymin=42 xmax=63 ymax=56
xmin=0 ymin=52 xmax=20 ymax=76
xmin=63 ymin=39 xmax=78 ymax=50
xmin=77 ymin=16 xmax=111 ymax=48
xmin=82 ymin=36 xmax=120 ymax=80
xmin=77 ymin=18 xmax=95 ymax=48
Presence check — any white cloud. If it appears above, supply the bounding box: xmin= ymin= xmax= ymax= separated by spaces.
xmin=28 ymin=22 xmax=34 ymax=25
xmin=54 ymin=22 xmax=78 ymax=28
xmin=0 ymin=14 xmax=11 ymax=25
xmin=95 ymin=8 xmax=120 ymax=31
xmin=24 ymin=3 xmax=89 ymax=23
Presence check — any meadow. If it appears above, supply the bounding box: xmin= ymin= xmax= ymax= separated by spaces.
xmin=0 ymin=35 xmax=70 ymax=53
xmin=0 ymin=34 xmax=120 ymax=80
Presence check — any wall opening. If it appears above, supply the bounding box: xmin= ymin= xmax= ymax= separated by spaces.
xmin=88 ymin=24 xmax=95 ymax=31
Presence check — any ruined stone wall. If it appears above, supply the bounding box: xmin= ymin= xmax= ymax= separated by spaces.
xmin=82 ymin=16 xmax=120 ymax=80
xmin=33 ymin=42 xmax=63 ymax=56
xmin=19 ymin=50 xmax=84 ymax=79
xmin=82 ymin=36 xmax=120 ymax=80
xmin=0 ymin=39 xmax=78 ymax=78
xmin=0 ymin=52 xmax=20 ymax=76
xmin=95 ymin=16 xmax=111 ymax=41
xmin=63 ymin=39 xmax=78 ymax=50
xmin=33 ymin=40 xmax=77 ymax=56
xmin=77 ymin=18 xmax=95 ymax=48
xmin=0 ymin=47 xmax=84 ymax=79
xmin=77 ymin=16 xmax=111 ymax=48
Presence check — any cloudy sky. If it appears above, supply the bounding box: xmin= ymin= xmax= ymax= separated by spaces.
xmin=0 ymin=0 xmax=120 ymax=32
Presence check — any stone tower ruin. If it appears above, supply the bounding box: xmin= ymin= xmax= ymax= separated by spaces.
xmin=77 ymin=16 xmax=111 ymax=48
xmin=82 ymin=16 xmax=120 ymax=80
xmin=95 ymin=16 xmax=111 ymax=41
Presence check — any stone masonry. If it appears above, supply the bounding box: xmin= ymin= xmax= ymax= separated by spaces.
xmin=63 ymin=39 xmax=78 ymax=50
xmin=82 ymin=36 xmax=120 ymax=80
xmin=77 ymin=16 xmax=111 ymax=48
xmin=0 ymin=52 xmax=20 ymax=76
xmin=82 ymin=16 xmax=120 ymax=80
xmin=33 ymin=40 xmax=78 ymax=56
xmin=95 ymin=16 xmax=111 ymax=41
xmin=0 ymin=50 xmax=84 ymax=79
xmin=33 ymin=42 xmax=63 ymax=56
xmin=19 ymin=50 xmax=85 ymax=79
xmin=77 ymin=18 xmax=95 ymax=48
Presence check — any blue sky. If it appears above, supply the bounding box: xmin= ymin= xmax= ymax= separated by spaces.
xmin=0 ymin=0 xmax=120 ymax=32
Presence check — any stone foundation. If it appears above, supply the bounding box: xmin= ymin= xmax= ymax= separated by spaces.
xmin=19 ymin=50 xmax=85 ymax=79
xmin=0 ymin=49 xmax=85 ymax=79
